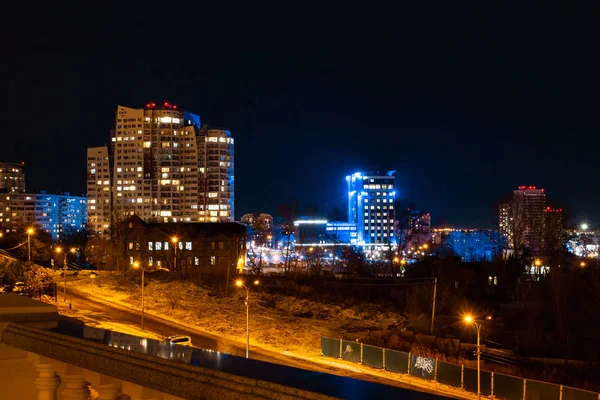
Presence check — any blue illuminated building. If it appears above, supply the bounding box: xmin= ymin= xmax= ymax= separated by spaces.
xmin=346 ymin=170 xmax=396 ymax=245
xmin=441 ymin=229 xmax=505 ymax=262
xmin=325 ymin=222 xmax=358 ymax=244
xmin=36 ymin=192 xmax=87 ymax=240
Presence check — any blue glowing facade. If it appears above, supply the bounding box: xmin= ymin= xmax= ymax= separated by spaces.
xmin=346 ymin=170 xmax=396 ymax=245
xmin=325 ymin=222 xmax=358 ymax=244
xmin=35 ymin=192 xmax=88 ymax=240
xmin=442 ymin=229 xmax=505 ymax=262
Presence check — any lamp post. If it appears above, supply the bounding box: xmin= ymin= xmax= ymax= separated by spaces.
xmin=236 ymin=279 xmax=260 ymax=358
xmin=171 ymin=236 xmax=178 ymax=272
xmin=132 ymin=261 xmax=145 ymax=330
xmin=56 ymin=247 xmax=76 ymax=302
xmin=464 ymin=314 xmax=492 ymax=400
xmin=26 ymin=228 xmax=34 ymax=262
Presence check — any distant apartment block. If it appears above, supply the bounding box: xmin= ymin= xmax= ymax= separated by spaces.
xmin=0 ymin=192 xmax=87 ymax=240
xmin=409 ymin=210 xmax=431 ymax=233
xmin=499 ymin=186 xmax=547 ymax=251
xmin=347 ymin=170 xmax=396 ymax=245
xmin=35 ymin=192 xmax=88 ymax=240
xmin=0 ymin=162 xmax=26 ymax=194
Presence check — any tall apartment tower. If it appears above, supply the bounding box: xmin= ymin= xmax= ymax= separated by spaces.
xmin=499 ymin=186 xmax=547 ymax=251
xmin=347 ymin=170 xmax=396 ymax=245
xmin=87 ymin=147 xmax=112 ymax=234
xmin=87 ymin=102 xmax=234 ymax=232
xmin=0 ymin=162 xmax=26 ymax=194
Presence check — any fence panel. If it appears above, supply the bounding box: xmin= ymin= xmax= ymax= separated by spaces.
xmin=436 ymin=361 xmax=462 ymax=388
xmin=463 ymin=366 xmax=492 ymax=396
xmin=362 ymin=345 xmax=383 ymax=369
xmin=384 ymin=349 xmax=409 ymax=374
xmin=562 ymin=386 xmax=600 ymax=400
xmin=525 ymin=379 xmax=560 ymax=400
xmin=410 ymin=354 xmax=436 ymax=380
xmin=493 ymin=372 xmax=524 ymax=400
xmin=341 ymin=340 xmax=361 ymax=363
xmin=321 ymin=337 xmax=340 ymax=358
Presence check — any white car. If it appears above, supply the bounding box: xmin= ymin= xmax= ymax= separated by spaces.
xmin=165 ymin=335 xmax=192 ymax=347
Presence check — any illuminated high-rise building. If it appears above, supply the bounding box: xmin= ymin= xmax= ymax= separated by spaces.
xmin=86 ymin=147 xmax=112 ymax=234
xmin=346 ymin=170 xmax=396 ymax=245
xmin=499 ymin=186 xmax=547 ymax=251
xmin=0 ymin=162 xmax=26 ymax=194
xmin=87 ymin=102 xmax=234 ymax=230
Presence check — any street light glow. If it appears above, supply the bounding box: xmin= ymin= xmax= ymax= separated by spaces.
xmin=235 ymin=279 xmax=243 ymax=287
xmin=27 ymin=228 xmax=34 ymax=235
xmin=55 ymin=247 xmax=62 ymax=253
xmin=70 ymin=247 xmax=76 ymax=253
xmin=132 ymin=261 xmax=140 ymax=268
xmin=464 ymin=314 xmax=474 ymax=324
xmin=171 ymin=236 xmax=178 ymax=243
xmin=581 ymin=223 xmax=589 ymax=230
xmin=534 ymin=259 xmax=542 ymax=266
xmin=253 ymin=280 xmax=260 ymax=285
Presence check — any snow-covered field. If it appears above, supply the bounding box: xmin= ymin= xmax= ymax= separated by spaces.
xmin=68 ymin=274 xmax=406 ymax=357
xmin=58 ymin=274 xmax=488 ymax=399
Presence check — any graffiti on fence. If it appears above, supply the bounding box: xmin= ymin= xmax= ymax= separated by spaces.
xmin=344 ymin=344 xmax=353 ymax=355
xmin=414 ymin=356 xmax=434 ymax=376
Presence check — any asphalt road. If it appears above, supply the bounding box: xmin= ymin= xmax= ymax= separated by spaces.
xmin=63 ymin=289 xmax=461 ymax=399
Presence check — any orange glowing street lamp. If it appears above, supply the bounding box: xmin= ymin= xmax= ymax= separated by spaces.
xmin=463 ymin=314 xmax=492 ymax=400
xmin=236 ymin=279 xmax=260 ymax=358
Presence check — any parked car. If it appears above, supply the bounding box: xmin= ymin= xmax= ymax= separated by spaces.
xmin=165 ymin=335 xmax=192 ymax=347
xmin=60 ymin=270 xmax=79 ymax=277
xmin=13 ymin=282 xmax=26 ymax=293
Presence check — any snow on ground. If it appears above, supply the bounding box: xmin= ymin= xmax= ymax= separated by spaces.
xmin=60 ymin=274 xmax=488 ymax=399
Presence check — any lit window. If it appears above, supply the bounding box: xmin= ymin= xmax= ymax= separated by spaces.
xmin=210 ymin=256 xmax=216 ymax=265
xmin=185 ymin=242 xmax=192 ymax=250
xmin=155 ymin=242 xmax=162 ymax=251
xmin=148 ymin=242 xmax=153 ymax=251
xmin=195 ymin=257 xmax=199 ymax=266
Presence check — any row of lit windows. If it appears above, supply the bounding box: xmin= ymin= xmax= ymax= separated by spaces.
xmin=364 ymin=205 xmax=393 ymax=210
xmin=363 ymin=184 xmax=393 ymax=189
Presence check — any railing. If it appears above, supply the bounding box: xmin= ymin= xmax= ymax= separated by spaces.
xmin=321 ymin=337 xmax=600 ymax=400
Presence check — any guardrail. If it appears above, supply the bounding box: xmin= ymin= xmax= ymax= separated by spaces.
xmin=321 ymin=337 xmax=600 ymax=400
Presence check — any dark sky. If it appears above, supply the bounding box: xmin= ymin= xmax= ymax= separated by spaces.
xmin=2 ymin=1 xmax=599 ymax=228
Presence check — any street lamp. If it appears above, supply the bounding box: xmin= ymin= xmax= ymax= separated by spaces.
xmin=581 ymin=223 xmax=589 ymax=231
xmin=26 ymin=228 xmax=34 ymax=262
xmin=171 ymin=236 xmax=178 ymax=271
xmin=132 ymin=261 xmax=145 ymax=330
xmin=236 ymin=279 xmax=260 ymax=358
xmin=463 ymin=314 xmax=492 ymax=400
xmin=580 ymin=261 xmax=586 ymax=268
xmin=56 ymin=247 xmax=76 ymax=302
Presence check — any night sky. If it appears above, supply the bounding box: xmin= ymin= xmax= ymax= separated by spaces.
xmin=3 ymin=2 xmax=599 ymax=228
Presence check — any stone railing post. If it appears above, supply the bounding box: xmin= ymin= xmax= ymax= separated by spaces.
xmin=62 ymin=375 xmax=90 ymax=400
xmin=34 ymin=364 xmax=60 ymax=400
xmin=96 ymin=383 xmax=122 ymax=400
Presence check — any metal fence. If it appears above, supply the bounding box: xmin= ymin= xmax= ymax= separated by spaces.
xmin=320 ymin=337 xmax=600 ymax=400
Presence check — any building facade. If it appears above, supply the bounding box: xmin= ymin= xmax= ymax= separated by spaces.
xmin=347 ymin=170 xmax=396 ymax=245
xmin=409 ymin=210 xmax=431 ymax=233
xmin=0 ymin=162 xmax=26 ymax=194
xmin=0 ymin=192 xmax=87 ymax=240
xmin=121 ymin=215 xmax=246 ymax=287
xmin=86 ymin=147 xmax=112 ymax=234
xmin=87 ymin=102 xmax=235 ymax=234
xmin=499 ymin=186 xmax=547 ymax=251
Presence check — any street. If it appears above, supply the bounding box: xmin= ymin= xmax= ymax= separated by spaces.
xmin=61 ymin=288 xmax=465 ymax=399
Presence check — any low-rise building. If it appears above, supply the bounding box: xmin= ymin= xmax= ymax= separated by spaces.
xmin=120 ymin=215 xmax=246 ymax=290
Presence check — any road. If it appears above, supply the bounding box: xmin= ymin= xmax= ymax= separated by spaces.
xmin=62 ymin=288 xmax=463 ymax=399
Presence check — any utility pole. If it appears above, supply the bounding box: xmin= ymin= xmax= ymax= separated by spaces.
xmin=431 ymin=277 xmax=437 ymax=335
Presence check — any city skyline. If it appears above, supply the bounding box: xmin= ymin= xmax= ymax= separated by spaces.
xmin=4 ymin=2 xmax=599 ymax=228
